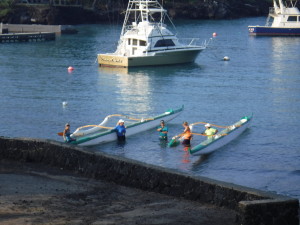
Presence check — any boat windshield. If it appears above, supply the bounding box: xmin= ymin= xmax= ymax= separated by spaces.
xmin=287 ymin=16 xmax=298 ymax=21
xmin=154 ymin=39 xmax=175 ymax=47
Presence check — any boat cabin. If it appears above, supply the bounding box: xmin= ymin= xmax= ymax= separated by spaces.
xmin=266 ymin=0 xmax=300 ymax=27
xmin=98 ymin=0 xmax=206 ymax=67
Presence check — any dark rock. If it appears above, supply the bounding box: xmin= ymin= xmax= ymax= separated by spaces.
xmin=0 ymin=0 xmax=273 ymax=25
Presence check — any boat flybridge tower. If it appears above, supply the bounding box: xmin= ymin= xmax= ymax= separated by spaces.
xmin=98 ymin=0 xmax=206 ymax=67
xmin=249 ymin=0 xmax=300 ymax=35
xmin=272 ymin=0 xmax=299 ymax=15
xmin=120 ymin=0 xmax=175 ymax=37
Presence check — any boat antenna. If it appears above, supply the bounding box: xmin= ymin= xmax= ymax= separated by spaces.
xmin=289 ymin=0 xmax=298 ymax=7
xmin=155 ymin=0 xmax=178 ymax=35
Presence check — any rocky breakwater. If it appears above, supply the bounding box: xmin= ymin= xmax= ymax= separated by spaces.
xmin=0 ymin=0 xmax=271 ymax=25
xmin=164 ymin=0 xmax=270 ymax=19
xmin=0 ymin=136 xmax=299 ymax=225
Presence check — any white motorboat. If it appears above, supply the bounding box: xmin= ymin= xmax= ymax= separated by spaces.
xmin=98 ymin=0 xmax=207 ymax=67
xmin=248 ymin=0 xmax=300 ymax=36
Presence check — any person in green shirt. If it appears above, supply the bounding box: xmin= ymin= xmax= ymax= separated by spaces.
xmin=157 ymin=120 xmax=168 ymax=140
xmin=203 ymin=123 xmax=218 ymax=139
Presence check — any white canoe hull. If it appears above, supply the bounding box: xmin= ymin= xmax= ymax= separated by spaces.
xmin=189 ymin=116 xmax=252 ymax=156
xmin=73 ymin=107 xmax=183 ymax=146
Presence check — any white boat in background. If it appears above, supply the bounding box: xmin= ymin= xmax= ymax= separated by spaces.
xmin=98 ymin=0 xmax=207 ymax=67
xmin=69 ymin=106 xmax=184 ymax=146
xmin=248 ymin=0 xmax=300 ymax=36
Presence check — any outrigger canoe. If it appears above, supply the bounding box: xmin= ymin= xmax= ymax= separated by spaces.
xmin=189 ymin=116 xmax=252 ymax=156
xmin=67 ymin=106 xmax=184 ymax=146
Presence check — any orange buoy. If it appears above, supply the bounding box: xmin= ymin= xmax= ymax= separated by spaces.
xmin=213 ymin=32 xmax=217 ymax=37
xmin=68 ymin=66 xmax=74 ymax=71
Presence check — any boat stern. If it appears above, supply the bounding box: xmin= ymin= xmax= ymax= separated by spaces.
xmin=248 ymin=26 xmax=260 ymax=35
xmin=98 ymin=54 xmax=129 ymax=67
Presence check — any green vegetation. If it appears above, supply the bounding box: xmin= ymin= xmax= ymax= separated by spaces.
xmin=0 ymin=0 xmax=15 ymax=18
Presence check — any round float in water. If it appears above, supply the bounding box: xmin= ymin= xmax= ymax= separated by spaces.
xmin=223 ymin=56 xmax=230 ymax=61
xmin=68 ymin=66 xmax=74 ymax=72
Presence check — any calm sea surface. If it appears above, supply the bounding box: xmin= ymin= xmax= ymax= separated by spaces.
xmin=1 ymin=17 xmax=299 ymax=200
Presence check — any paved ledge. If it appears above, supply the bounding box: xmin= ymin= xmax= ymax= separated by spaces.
xmin=0 ymin=160 xmax=237 ymax=225
xmin=0 ymin=137 xmax=299 ymax=225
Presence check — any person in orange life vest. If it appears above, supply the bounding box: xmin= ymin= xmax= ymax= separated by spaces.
xmin=181 ymin=121 xmax=192 ymax=147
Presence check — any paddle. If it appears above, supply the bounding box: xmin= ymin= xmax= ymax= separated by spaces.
xmin=190 ymin=122 xmax=229 ymax=128
xmin=191 ymin=132 xmax=228 ymax=137
xmin=57 ymin=132 xmax=63 ymax=136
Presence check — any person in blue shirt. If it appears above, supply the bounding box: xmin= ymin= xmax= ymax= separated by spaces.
xmin=63 ymin=123 xmax=76 ymax=143
xmin=114 ymin=119 xmax=126 ymax=142
xmin=157 ymin=120 xmax=168 ymax=140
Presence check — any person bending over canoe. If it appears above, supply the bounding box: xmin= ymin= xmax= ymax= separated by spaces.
xmin=63 ymin=123 xmax=76 ymax=143
xmin=157 ymin=120 xmax=168 ymax=140
xmin=114 ymin=119 xmax=126 ymax=142
xmin=203 ymin=123 xmax=218 ymax=139
xmin=181 ymin=121 xmax=192 ymax=147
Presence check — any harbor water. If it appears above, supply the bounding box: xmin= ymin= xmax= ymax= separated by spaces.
xmin=0 ymin=17 xmax=299 ymax=200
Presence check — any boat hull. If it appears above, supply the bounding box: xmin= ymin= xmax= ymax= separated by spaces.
xmin=98 ymin=48 xmax=204 ymax=67
xmin=189 ymin=116 xmax=252 ymax=156
xmin=248 ymin=26 xmax=300 ymax=36
xmin=73 ymin=106 xmax=184 ymax=146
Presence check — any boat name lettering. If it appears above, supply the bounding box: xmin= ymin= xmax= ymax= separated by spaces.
xmin=102 ymin=57 xmax=123 ymax=63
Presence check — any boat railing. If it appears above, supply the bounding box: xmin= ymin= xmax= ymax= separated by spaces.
xmin=179 ymin=38 xmax=201 ymax=46
xmin=180 ymin=38 xmax=211 ymax=48
xmin=124 ymin=25 xmax=139 ymax=34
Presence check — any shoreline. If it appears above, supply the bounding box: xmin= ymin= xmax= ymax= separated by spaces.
xmin=0 ymin=160 xmax=236 ymax=225
xmin=0 ymin=136 xmax=299 ymax=225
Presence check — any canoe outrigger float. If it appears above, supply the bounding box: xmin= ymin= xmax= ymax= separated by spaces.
xmin=168 ymin=115 xmax=252 ymax=155
xmin=189 ymin=116 xmax=252 ymax=156
xmin=68 ymin=106 xmax=184 ymax=146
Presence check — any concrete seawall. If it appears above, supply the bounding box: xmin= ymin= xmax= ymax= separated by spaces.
xmin=0 ymin=137 xmax=298 ymax=225
xmin=0 ymin=23 xmax=61 ymax=34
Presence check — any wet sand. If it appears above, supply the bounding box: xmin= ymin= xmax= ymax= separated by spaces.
xmin=0 ymin=160 xmax=237 ymax=225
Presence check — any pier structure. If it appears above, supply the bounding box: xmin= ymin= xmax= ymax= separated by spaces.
xmin=0 ymin=23 xmax=59 ymax=43
xmin=0 ymin=23 xmax=61 ymax=34
xmin=0 ymin=32 xmax=55 ymax=43
xmin=16 ymin=0 xmax=83 ymax=7
xmin=15 ymin=0 xmax=102 ymax=10
xmin=0 ymin=23 xmax=78 ymax=43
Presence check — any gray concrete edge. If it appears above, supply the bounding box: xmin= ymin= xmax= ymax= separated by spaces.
xmin=0 ymin=137 xmax=298 ymax=225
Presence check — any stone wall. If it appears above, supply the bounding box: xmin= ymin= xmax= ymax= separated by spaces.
xmin=0 ymin=137 xmax=298 ymax=225
xmin=1 ymin=23 xmax=61 ymax=33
